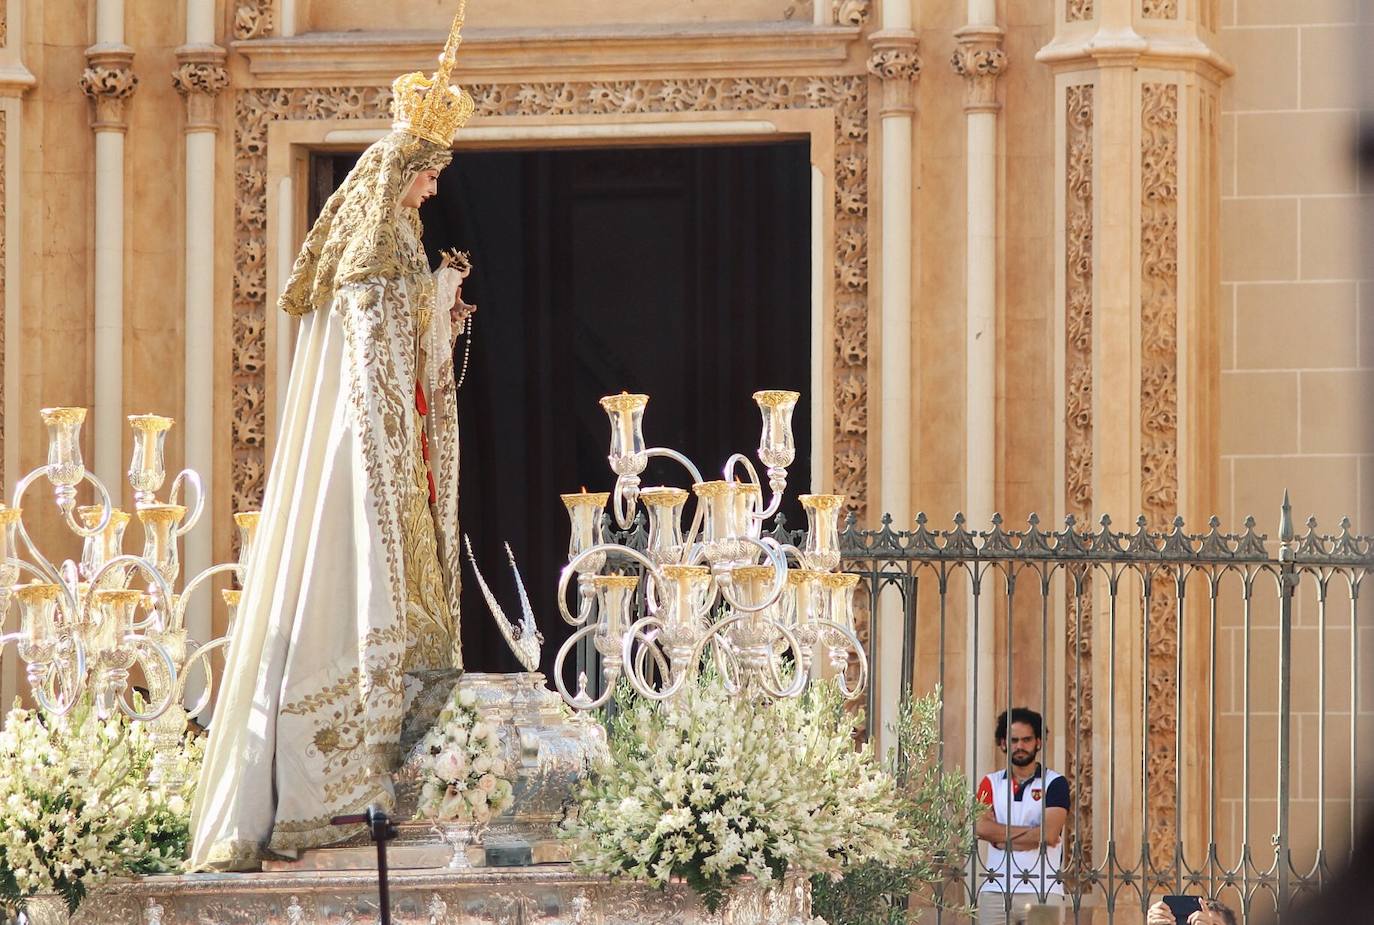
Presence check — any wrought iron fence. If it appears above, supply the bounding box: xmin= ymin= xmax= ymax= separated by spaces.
xmin=835 ymin=494 xmax=1372 ymax=924
xmin=576 ymin=494 xmax=1370 ymax=922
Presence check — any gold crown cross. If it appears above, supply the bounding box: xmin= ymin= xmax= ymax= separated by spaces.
xmin=391 ymin=0 xmax=475 ymax=147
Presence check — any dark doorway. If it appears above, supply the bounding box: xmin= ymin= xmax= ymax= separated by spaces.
xmin=309 ymin=141 xmax=812 ymax=680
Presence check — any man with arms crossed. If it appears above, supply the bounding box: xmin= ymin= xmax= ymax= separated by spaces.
xmin=975 ymin=707 xmax=1070 ymax=925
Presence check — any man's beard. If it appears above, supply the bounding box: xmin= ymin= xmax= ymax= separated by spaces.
xmin=1010 ymin=748 xmax=1038 ymax=768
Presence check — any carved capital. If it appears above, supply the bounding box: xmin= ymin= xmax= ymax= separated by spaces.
xmin=866 ymin=31 xmax=920 ymax=115
xmin=80 ymin=45 xmax=138 ymax=132
xmin=234 ymin=0 xmax=276 ymax=40
xmin=951 ymin=27 xmax=1007 ymax=113
xmin=833 ymin=0 xmax=870 ymax=25
xmin=173 ymin=44 xmax=229 ymax=131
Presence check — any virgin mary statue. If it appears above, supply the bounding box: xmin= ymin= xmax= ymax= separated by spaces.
xmin=190 ymin=9 xmax=476 ymax=871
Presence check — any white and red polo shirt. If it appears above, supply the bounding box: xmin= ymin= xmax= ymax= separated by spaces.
xmin=975 ymin=764 xmax=1070 ymax=895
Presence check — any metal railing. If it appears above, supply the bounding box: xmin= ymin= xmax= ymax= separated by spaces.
xmin=835 ymin=494 xmax=1370 ymax=923
xmin=575 ymin=494 xmax=1369 ymax=921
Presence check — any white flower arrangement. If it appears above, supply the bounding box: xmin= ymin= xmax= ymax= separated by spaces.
xmin=0 ymin=701 xmax=202 ymax=918
xmin=560 ymin=676 xmax=912 ymax=913
xmin=416 ymin=687 xmax=515 ymax=825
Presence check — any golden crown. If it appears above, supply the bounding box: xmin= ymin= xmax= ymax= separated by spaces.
xmin=391 ymin=0 xmax=475 ymax=147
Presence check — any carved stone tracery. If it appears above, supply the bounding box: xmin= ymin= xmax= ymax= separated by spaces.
xmin=232 ymin=78 xmax=870 ymax=523
xmin=1141 ymin=80 xmax=1180 ymax=869
xmin=1063 ymin=82 xmax=1094 ymax=872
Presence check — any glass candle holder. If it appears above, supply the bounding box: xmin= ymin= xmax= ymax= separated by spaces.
xmin=78 ymin=505 xmax=131 ymax=585
xmin=639 ymin=487 xmax=688 ymax=564
xmin=800 ymin=494 xmax=846 ymax=571
xmin=234 ymin=511 xmax=261 ymax=569
xmin=14 ymin=582 xmax=61 ymax=664
xmin=599 ymin=393 xmax=649 ymax=477
xmin=728 ymin=564 xmax=778 ymax=613
xmin=89 ymin=589 xmax=142 ymax=663
xmin=0 ymin=506 xmax=21 ymax=591
xmin=561 ymin=491 xmax=609 ymax=572
xmin=40 ymin=407 xmax=86 ymax=488
xmin=221 ymin=588 xmax=242 ymax=636
xmin=752 ymin=390 xmax=799 ymax=470
xmin=139 ymin=504 xmax=186 ymax=584
xmin=127 ymin=414 xmax=173 ymax=503
xmin=782 ymin=568 xmax=822 ymax=629
xmin=819 ymin=572 xmax=861 ymax=631
xmin=591 ymin=574 xmax=639 ymax=640
xmin=657 ymin=564 xmax=711 ymax=634
xmin=728 ymin=481 xmax=763 ymax=542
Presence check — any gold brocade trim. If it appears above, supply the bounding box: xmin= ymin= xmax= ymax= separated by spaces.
xmin=198 ymin=837 xmax=268 ymax=871
xmin=560 ymin=490 xmax=611 ymax=507
xmin=818 ymin=572 xmax=860 ymax=590
xmin=402 ymin=405 xmax=461 ymax=672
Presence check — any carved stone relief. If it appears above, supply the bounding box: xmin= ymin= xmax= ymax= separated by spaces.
xmin=0 ymin=1 xmax=7 ymax=48
xmin=950 ymin=32 xmax=1007 ymax=112
xmin=173 ymin=53 xmax=230 ymax=130
xmin=1063 ymin=82 xmax=1094 ymax=871
xmin=80 ymin=50 xmax=139 ymax=131
xmin=1141 ymin=80 xmax=1179 ymax=868
xmin=232 ymin=78 xmax=870 ymax=525
xmin=1142 ymin=0 xmax=1178 ymax=18
xmin=1067 ymin=0 xmax=1093 ymax=21
xmin=833 ymin=0 xmax=870 ymax=26
xmin=235 ymin=0 xmax=276 ymax=40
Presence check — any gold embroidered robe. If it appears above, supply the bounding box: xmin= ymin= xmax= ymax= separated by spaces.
xmin=189 ymin=220 xmax=464 ymax=870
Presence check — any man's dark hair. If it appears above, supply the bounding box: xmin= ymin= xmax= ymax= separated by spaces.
xmin=994 ymin=707 xmax=1044 ymax=745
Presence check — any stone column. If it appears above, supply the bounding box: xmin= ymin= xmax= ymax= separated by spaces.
xmin=1037 ymin=0 xmax=1229 ymax=878
xmin=866 ymin=25 xmax=919 ymax=756
xmin=951 ymin=14 xmax=1008 ymax=783
xmin=173 ymin=7 xmax=228 ymax=680
xmin=0 ymin=0 xmax=35 ymax=714
xmin=80 ymin=2 xmax=137 ymax=488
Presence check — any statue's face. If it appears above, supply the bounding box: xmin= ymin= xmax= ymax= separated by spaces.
xmin=401 ymin=168 xmax=441 ymax=208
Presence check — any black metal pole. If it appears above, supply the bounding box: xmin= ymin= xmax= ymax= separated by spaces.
xmin=331 ymin=806 xmax=397 ymax=925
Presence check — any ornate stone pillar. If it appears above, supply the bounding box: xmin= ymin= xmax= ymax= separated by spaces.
xmin=1037 ymin=0 xmax=1229 ymax=876
xmin=951 ymin=17 xmax=1007 ymax=787
xmin=0 ymin=0 xmax=35 ymax=715
xmin=174 ymin=3 xmax=228 ymax=680
xmin=81 ymin=1 xmax=137 ymax=487
xmin=866 ymin=25 xmax=919 ymax=756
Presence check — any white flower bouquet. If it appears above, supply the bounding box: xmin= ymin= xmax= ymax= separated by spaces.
xmin=560 ymin=676 xmax=912 ymax=913
xmin=0 ymin=701 xmax=202 ymax=918
xmin=416 ymin=687 xmax=515 ymax=825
